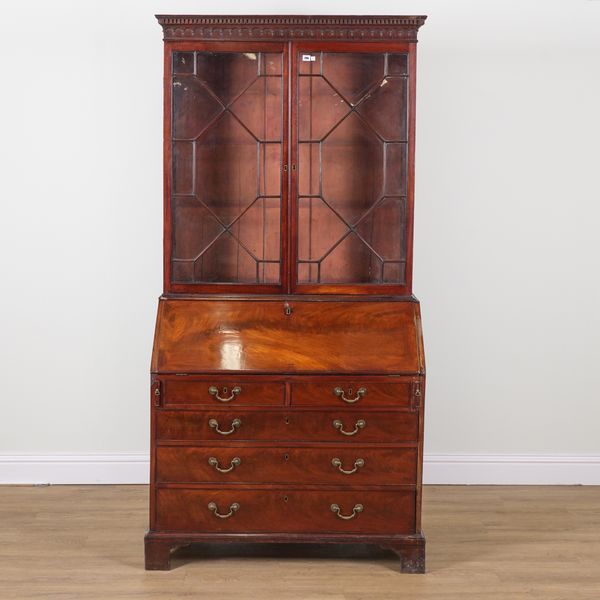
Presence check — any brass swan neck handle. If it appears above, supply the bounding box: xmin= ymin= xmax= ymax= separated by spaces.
xmin=330 ymin=503 xmax=364 ymax=520
xmin=332 ymin=419 xmax=366 ymax=436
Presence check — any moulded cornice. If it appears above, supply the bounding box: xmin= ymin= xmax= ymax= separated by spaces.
xmin=155 ymin=15 xmax=427 ymax=43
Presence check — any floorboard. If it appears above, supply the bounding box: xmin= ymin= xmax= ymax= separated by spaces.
xmin=1 ymin=485 xmax=599 ymax=599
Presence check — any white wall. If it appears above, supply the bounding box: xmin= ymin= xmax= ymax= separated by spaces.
xmin=1 ymin=0 xmax=599 ymax=483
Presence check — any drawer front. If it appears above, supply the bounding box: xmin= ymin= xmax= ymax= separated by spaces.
xmin=156 ymin=488 xmax=416 ymax=534
xmin=156 ymin=446 xmax=417 ymax=485
xmin=162 ymin=379 xmax=284 ymax=407
xmin=292 ymin=381 xmax=414 ymax=408
xmin=156 ymin=410 xmax=418 ymax=443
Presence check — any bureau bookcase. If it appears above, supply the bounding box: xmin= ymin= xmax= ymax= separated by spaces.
xmin=146 ymin=15 xmax=427 ymax=572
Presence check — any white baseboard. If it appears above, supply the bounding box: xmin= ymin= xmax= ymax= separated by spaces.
xmin=0 ymin=453 xmax=598 ymax=485
xmin=0 ymin=453 xmax=149 ymax=485
xmin=423 ymin=454 xmax=600 ymax=485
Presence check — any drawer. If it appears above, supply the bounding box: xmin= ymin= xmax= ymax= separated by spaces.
xmin=155 ymin=488 xmax=416 ymax=534
xmin=156 ymin=410 xmax=418 ymax=443
xmin=292 ymin=380 xmax=415 ymax=408
xmin=156 ymin=446 xmax=417 ymax=485
xmin=160 ymin=379 xmax=284 ymax=407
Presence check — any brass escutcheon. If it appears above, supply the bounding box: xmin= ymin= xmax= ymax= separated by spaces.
xmin=333 ymin=386 xmax=367 ymax=404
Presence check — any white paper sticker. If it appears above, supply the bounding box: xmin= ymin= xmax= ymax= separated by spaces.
xmin=302 ymin=54 xmax=316 ymax=62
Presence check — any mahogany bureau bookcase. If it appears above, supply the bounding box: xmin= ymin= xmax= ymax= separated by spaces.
xmin=146 ymin=14 xmax=427 ymax=573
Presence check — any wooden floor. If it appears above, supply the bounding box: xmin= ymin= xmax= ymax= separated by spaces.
xmin=1 ymin=485 xmax=599 ymax=599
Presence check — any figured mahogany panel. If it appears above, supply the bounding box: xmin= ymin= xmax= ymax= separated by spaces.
xmin=292 ymin=380 xmax=414 ymax=408
xmin=162 ymin=379 xmax=284 ymax=407
xmin=156 ymin=410 xmax=418 ymax=443
xmin=155 ymin=488 xmax=416 ymax=534
xmin=151 ymin=299 xmax=423 ymax=374
xmin=156 ymin=445 xmax=417 ymax=485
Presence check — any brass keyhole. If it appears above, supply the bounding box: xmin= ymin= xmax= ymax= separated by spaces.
xmin=284 ymin=416 xmax=290 ymax=425
xmin=284 ymin=453 xmax=289 ymax=461
xmin=283 ymin=495 xmax=289 ymax=503
xmin=223 ymin=386 xmax=228 ymax=395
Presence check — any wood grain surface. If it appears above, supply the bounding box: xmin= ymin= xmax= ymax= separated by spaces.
xmin=151 ymin=298 xmax=423 ymax=374
xmin=155 ymin=488 xmax=416 ymax=534
xmin=155 ymin=445 xmax=417 ymax=485
xmin=156 ymin=409 xmax=418 ymax=443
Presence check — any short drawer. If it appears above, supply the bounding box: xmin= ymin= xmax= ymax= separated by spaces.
xmin=155 ymin=488 xmax=416 ymax=534
xmin=156 ymin=446 xmax=417 ymax=485
xmin=160 ymin=379 xmax=284 ymax=407
xmin=156 ymin=410 xmax=418 ymax=444
xmin=292 ymin=380 xmax=415 ymax=408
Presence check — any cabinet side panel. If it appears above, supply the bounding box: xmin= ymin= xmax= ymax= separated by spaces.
xmin=163 ymin=45 xmax=173 ymax=294
xmin=404 ymin=42 xmax=418 ymax=295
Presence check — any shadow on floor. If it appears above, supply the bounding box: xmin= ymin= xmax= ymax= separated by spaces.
xmin=172 ymin=542 xmax=403 ymax=571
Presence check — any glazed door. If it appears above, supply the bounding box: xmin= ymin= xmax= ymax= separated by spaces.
xmin=292 ymin=45 xmax=413 ymax=294
xmin=167 ymin=43 xmax=287 ymax=293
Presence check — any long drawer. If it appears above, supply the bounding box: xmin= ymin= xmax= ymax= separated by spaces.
xmin=156 ymin=410 xmax=418 ymax=443
xmin=156 ymin=446 xmax=417 ymax=485
xmin=155 ymin=488 xmax=416 ymax=534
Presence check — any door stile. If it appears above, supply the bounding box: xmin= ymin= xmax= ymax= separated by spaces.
xmin=281 ymin=42 xmax=291 ymax=294
xmin=288 ymin=42 xmax=300 ymax=294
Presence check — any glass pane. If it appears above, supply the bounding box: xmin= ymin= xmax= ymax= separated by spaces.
xmin=171 ymin=197 xmax=224 ymax=260
xmin=230 ymin=77 xmax=282 ymax=141
xmin=235 ymin=197 xmax=281 ymax=263
xmin=321 ymin=113 xmax=383 ymax=225
xmin=357 ymin=77 xmax=408 ymax=141
xmin=172 ymin=141 xmax=194 ymax=195
xmin=387 ymin=53 xmax=408 ymax=76
xmin=296 ymin=51 xmax=409 ymax=285
xmin=298 ymin=197 xmax=347 ymax=262
xmin=195 ymin=52 xmax=258 ymax=104
xmin=298 ymin=51 xmax=322 ymax=75
xmin=319 ymin=234 xmax=382 ymax=284
xmin=323 ymin=53 xmax=385 ymax=105
xmin=298 ymin=143 xmax=320 ymax=196
xmin=171 ymin=51 xmax=283 ymax=285
xmin=259 ymin=144 xmax=281 ymax=196
xmin=173 ymin=52 xmax=194 ymax=74
xmin=355 ymin=197 xmax=407 ymax=262
xmin=261 ymin=53 xmax=282 ymax=76
xmin=194 ymin=232 xmax=257 ymax=283
xmin=172 ymin=75 xmax=222 ymax=139
xmin=298 ymin=76 xmax=350 ymax=140
xmin=194 ymin=112 xmax=257 ymax=225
